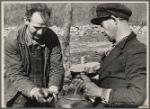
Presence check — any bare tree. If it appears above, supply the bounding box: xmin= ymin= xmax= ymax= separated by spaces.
xmin=62 ymin=3 xmax=73 ymax=70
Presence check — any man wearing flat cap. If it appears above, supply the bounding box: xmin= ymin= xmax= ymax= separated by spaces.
xmin=71 ymin=3 xmax=146 ymax=107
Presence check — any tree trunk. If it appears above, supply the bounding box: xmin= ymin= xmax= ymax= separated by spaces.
xmin=62 ymin=3 xmax=73 ymax=71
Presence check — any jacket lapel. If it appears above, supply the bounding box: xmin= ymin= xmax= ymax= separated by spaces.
xmin=99 ymin=32 xmax=136 ymax=77
xmin=17 ymin=25 xmax=31 ymax=75
xmin=99 ymin=45 xmax=123 ymax=76
xmin=44 ymin=47 xmax=50 ymax=74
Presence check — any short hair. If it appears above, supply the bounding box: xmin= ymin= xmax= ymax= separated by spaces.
xmin=25 ymin=3 xmax=51 ymax=21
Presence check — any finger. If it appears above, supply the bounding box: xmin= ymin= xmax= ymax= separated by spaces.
xmin=83 ymin=91 xmax=88 ymax=97
xmin=75 ymin=74 xmax=81 ymax=78
xmin=71 ymin=78 xmax=78 ymax=84
xmin=80 ymin=74 xmax=91 ymax=82
xmin=74 ymin=79 xmax=83 ymax=87
xmin=46 ymin=97 xmax=53 ymax=103
xmin=76 ymin=79 xmax=84 ymax=88
xmin=82 ymin=83 xmax=86 ymax=89
xmin=36 ymin=96 xmax=47 ymax=103
xmin=79 ymin=83 xmax=84 ymax=89
xmin=83 ymin=82 xmax=92 ymax=91
xmin=41 ymin=98 xmax=47 ymax=103
xmin=83 ymin=91 xmax=91 ymax=97
xmin=71 ymin=78 xmax=81 ymax=86
xmin=35 ymin=92 xmax=44 ymax=98
xmin=35 ymin=91 xmax=49 ymax=103
xmin=42 ymin=89 xmax=50 ymax=99
xmin=83 ymin=88 xmax=88 ymax=93
xmin=53 ymin=93 xmax=58 ymax=102
xmin=38 ymin=89 xmax=46 ymax=96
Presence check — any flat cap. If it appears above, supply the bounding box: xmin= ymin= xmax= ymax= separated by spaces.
xmin=91 ymin=3 xmax=132 ymax=25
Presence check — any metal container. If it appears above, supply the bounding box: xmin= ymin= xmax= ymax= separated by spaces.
xmin=55 ymin=94 xmax=93 ymax=108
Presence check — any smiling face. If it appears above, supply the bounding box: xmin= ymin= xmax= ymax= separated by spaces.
xmin=100 ymin=18 xmax=118 ymax=43
xmin=28 ymin=12 xmax=50 ymax=40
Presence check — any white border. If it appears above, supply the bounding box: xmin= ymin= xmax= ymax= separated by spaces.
xmin=1 ymin=2 xmax=4 ymax=107
xmin=1 ymin=1 xmax=149 ymax=108
xmin=146 ymin=2 xmax=149 ymax=108
xmin=1 ymin=1 xmax=149 ymax=3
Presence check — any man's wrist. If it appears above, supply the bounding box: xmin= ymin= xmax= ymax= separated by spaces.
xmin=99 ymin=88 xmax=112 ymax=104
xmin=97 ymin=88 xmax=103 ymax=97
xmin=48 ymin=85 xmax=59 ymax=94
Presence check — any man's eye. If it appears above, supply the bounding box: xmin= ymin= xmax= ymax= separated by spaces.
xmin=100 ymin=24 xmax=103 ymax=28
xmin=34 ymin=27 xmax=47 ymax=30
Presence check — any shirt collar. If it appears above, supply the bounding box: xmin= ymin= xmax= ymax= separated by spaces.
xmin=112 ymin=34 xmax=129 ymax=48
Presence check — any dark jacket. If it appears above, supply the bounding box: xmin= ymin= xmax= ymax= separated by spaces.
xmin=98 ymin=32 xmax=146 ymax=107
xmin=4 ymin=24 xmax=65 ymax=105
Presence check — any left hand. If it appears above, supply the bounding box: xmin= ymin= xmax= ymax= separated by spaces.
xmin=70 ymin=77 xmax=84 ymax=88
xmin=83 ymin=82 xmax=102 ymax=97
xmin=70 ymin=74 xmax=91 ymax=88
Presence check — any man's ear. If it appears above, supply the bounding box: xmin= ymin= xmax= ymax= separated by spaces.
xmin=110 ymin=15 xmax=118 ymax=25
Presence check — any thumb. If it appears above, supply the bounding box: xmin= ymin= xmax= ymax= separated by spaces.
xmin=42 ymin=88 xmax=52 ymax=99
xmin=80 ymin=74 xmax=91 ymax=82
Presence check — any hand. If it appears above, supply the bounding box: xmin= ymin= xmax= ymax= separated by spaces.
xmin=83 ymin=82 xmax=102 ymax=97
xmin=30 ymin=87 xmax=53 ymax=103
xmin=41 ymin=88 xmax=54 ymax=103
xmin=70 ymin=74 xmax=91 ymax=89
xmin=70 ymin=77 xmax=84 ymax=88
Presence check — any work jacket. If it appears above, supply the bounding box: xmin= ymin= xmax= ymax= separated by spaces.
xmin=4 ymin=24 xmax=65 ymax=105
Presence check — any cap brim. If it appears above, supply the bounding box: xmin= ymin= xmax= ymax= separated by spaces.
xmin=91 ymin=18 xmax=102 ymax=25
xmin=91 ymin=15 xmax=111 ymax=25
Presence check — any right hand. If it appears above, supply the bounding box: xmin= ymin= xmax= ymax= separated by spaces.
xmin=70 ymin=74 xmax=91 ymax=88
xmin=30 ymin=88 xmax=53 ymax=103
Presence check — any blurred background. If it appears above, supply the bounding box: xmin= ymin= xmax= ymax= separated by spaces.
xmin=3 ymin=3 xmax=148 ymax=64
xmin=4 ymin=3 xmax=147 ymax=27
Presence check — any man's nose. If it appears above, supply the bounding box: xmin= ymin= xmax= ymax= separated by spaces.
xmin=100 ymin=28 xmax=105 ymax=34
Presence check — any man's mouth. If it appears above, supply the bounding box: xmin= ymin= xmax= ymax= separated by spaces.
xmin=104 ymin=34 xmax=108 ymax=37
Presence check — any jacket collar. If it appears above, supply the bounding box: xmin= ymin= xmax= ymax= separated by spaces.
xmin=117 ymin=31 xmax=136 ymax=50
xmin=17 ymin=24 xmax=28 ymax=45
